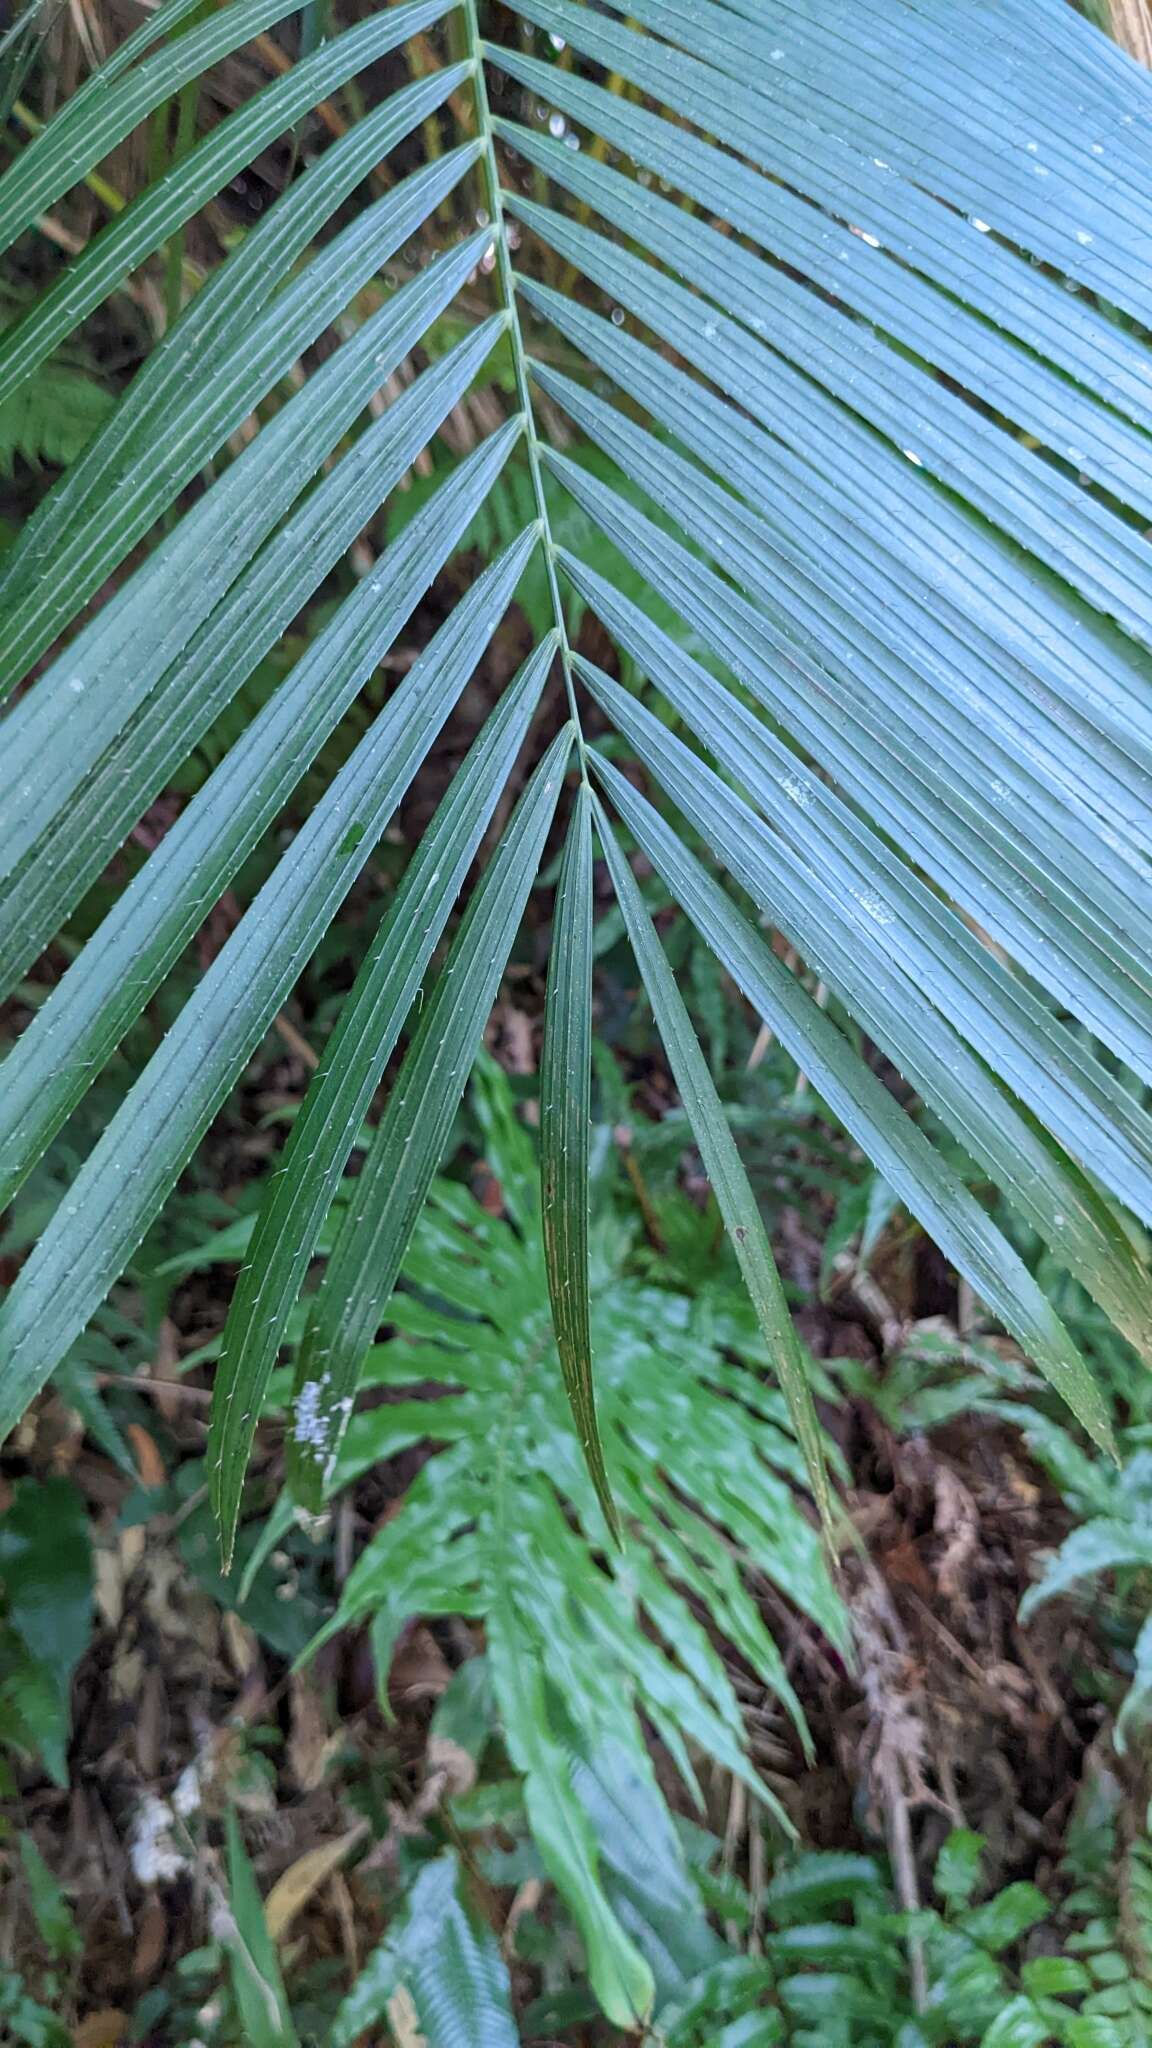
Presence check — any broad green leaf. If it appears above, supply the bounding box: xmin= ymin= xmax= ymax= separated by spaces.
xmin=0 ymin=31 xmax=466 ymax=406
xmin=571 ymin=1740 xmax=724 ymax=1999
xmin=935 ymin=1831 xmax=988 ymax=1911
xmin=18 ymin=1838 xmax=81 ymax=1962
xmin=286 ymin=722 xmax=573 ymax=1509
xmin=1116 ymin=1612 xmax=1152 ymax=1753
xmin=0 ymin=1478 xmax=91 ymax=1787
xmin=593 ymin=801 xmax=835 ymax=1538
xmin=1019 ymin=1517 xmax=1152 ymax=1619
xmin=210 ymin=630 xmax=556 ymax=1560
xmin=540 ymin=785 xmax=617 ymax=1537
xmin=962 ymin=1883 xmax=1051 ymax=1953
xmin=0 ymin=433 xmax=527 ymax=1444
xmin=0 ymin=348 xmax=516 ymax=1202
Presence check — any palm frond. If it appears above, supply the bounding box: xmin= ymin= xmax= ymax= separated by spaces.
xmin=1 ymin=0 xmax=1150 ymax=1556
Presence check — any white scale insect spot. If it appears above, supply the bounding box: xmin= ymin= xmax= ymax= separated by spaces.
xmin=970 ymin=217 xmax=992 ymax=234
xmin=68 ymin=675 xmax=85 ymax=693
xmin=859 ymin=892 xmax=895 ymax=926
xmin=859 ymin=231 xmax=881 ymax=248
xmin=294 ymin=1379 xmax=328 ymax=1449
xmin=782 ymin=775 xmax=811 ymax=808
xmin=903 ymin=449 xmax=923 ymax=466
xmin=1075 ymin=230 xmax=1094 ymax=246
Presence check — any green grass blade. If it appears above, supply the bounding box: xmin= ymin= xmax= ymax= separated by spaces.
xmin=540 ymin=786 xmax=618 ymax=1540
xmin=0 ymin=440 xmax=526 ymax=1445
xmin=593 ymin=751 xmax=1117 ymax=1457
xmin=593 ymin=803 xmax=836 ymax=1539
xmin=0 ymin=306 xmax=503 ymax=1005
xmin=286 ymin=724 xmax=573 ymax=1510
xmin=223 ymin=1812 xmax=299 ymax=2048
xmin=0 ymin=44 xmax=470 ymax=408
xmin=0 ymin=408 xmax=522 ymax=1213
xmin=210 ymin=631 xmax=555 ymax=1562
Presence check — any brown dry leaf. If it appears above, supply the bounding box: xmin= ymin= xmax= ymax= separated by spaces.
xmin=882 ymin=1536 xmax=934 ymax=1602
xmin=132 ymin=1893 xmax=168 ymax=1982
xmin=72 ymin=2014 xmax=128 ymax=2048
xmin=133 ymin=1666 xmax=168 ymax=1779
xmin=127 ymin=1424 xmax=166 ymax=1490
xmin=288 ymin=1669 xmax=337 ymax=1793
xmin=425 ymin=1734 xmax=477 ymax=1804
xmin=386 ymin=1986 xmax=425 ymax=2046
xmin=489 ymin=1001 xmax=535 ymax=1074
xmin=221 ymin=1609 xmax=260 ymax=1677
xmin=264 ymin=1822 xmax=368 ymax=1943
xmin=93 ymin=1543 xmax=127 ymax=1631
xmin=148 ymin=1318 xmax=184 ymax=1425
xmin=1110 ymin=0 xmax=1152 ymax=65
xmin=502 ymin=1877 xmax=542 ymax=1957
xmin=390 ymin=1623 xmax=453 ymax=1707
xmin=933 ymin=1466 xmax=980 ymax=1606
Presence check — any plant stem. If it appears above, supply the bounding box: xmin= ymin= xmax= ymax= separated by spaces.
xmin=461 ymin=0 xmax=587 ymax=770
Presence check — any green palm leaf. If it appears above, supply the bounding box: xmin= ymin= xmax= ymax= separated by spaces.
xmin=2 ymin=0 xmax=1150 ymax=1636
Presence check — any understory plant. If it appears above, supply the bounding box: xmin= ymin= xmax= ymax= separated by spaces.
xmin=311 ymin=1059 xmax=846 ymax=2020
